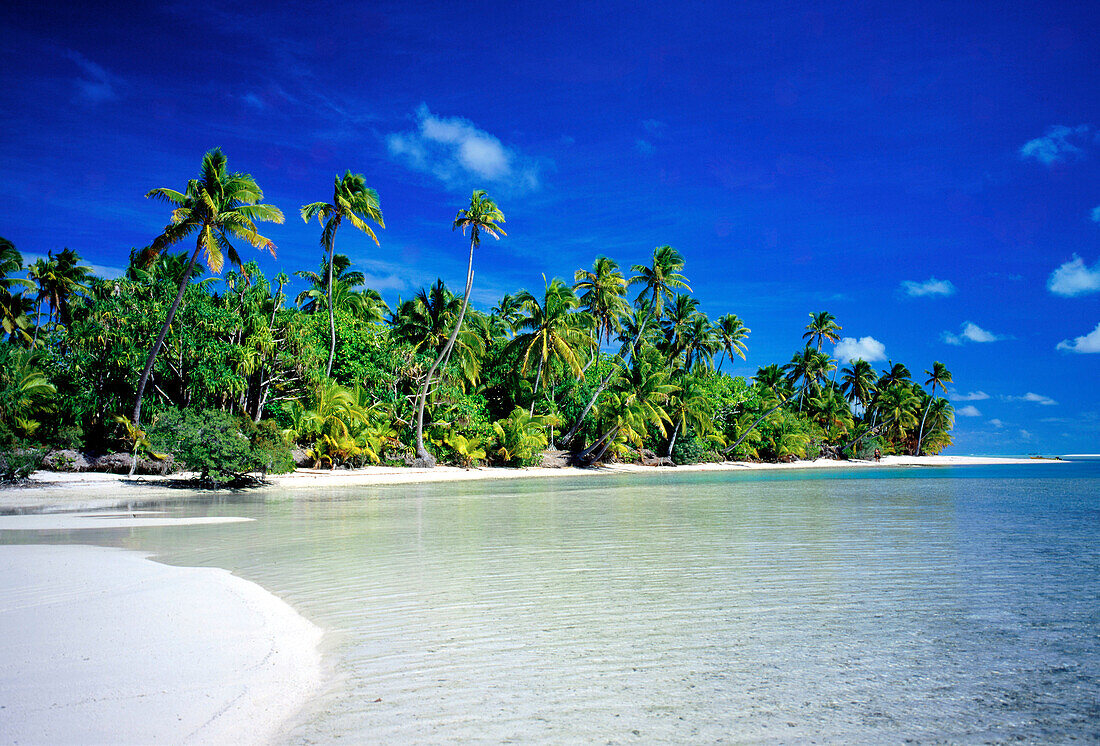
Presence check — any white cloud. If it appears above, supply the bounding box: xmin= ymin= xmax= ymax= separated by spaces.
xmin=989 ymin=419 xmax=1004 ymax=428
xmin=1003 ymin=392 xmax=1058 ymax=406
xmin=1019 ymin=124 xmax=1091 ymax=165
xmin=900 ymin=277 xmax=956 ymax=297
xmin=65 ymin=49 xmax=119 ymax=104
xmin=635 ymin=138 xmax=655 ymax=156
xmin=942 ymin=321 xmax=1004 ymax=345
xmin=833 ymin=336 xmax=887 ymax=363
xmin=1048 ymin=255 xmax=1100 ymax=297
xmin=952 ymin=390 xmax=990 ymax=401
xmin=1090 ymin=205 xmax=1100 ymax=223
xmin=1019 ymin=429 xmax=1033 ymax=440
xmin=1056 ymin=321 xmax=1100 ymax=353
xmin=387 ymin=104 xmax=540 ymax=192
xmin=957 ymin=405 xmax=983 ymax=417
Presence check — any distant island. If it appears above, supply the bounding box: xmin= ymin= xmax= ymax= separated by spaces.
xmin=1 ymin=149 xmax=956 ymax=486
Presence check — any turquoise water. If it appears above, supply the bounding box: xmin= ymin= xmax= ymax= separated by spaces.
xmin=4 ymin=460 xmax=1099 ymax=742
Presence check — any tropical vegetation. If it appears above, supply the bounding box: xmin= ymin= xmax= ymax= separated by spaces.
xmin=0 ymin=148 xmax=956 ymax=481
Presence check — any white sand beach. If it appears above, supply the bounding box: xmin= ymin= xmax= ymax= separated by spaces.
xmin=0 ymin=454 xmax=1063 ymax=515
xmin=0 ymin=544 xmax=323 ymax=745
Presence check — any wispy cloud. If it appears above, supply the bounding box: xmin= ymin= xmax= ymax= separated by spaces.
xmin=635 ymin=138 xmax=655 ymax=156
xmin=942 ymin=321 xmax=1004 ymax=345
xmin=1048 ymin=254 xmax=1100 ymax=297
xmin=952 ymin=390 xmax=990 ymax=401
xmin=65 ymin=49 xmax=120 ymax=104
xmin=900 ymin=277 xmax=956 ymax=297
xmin=1019 ymin=124 xmax=1092 ymax=165
xmin=989 ymin=418 xmax=1004 ymax=428
xmin=641 ymin=119 xmax=667 ymax=137
xmin=386 ymin=104 xmax=541 ymax=192
xmin=957 ymin=405 xmax=983 ymax=417
xmin=1056 ymin=321 xmax=1100 ymax=353
xmin=834 ymin=336 xmax=887 ymax=362
xmin=1003 ymin=392 xmax=1058 ymax=406
xmin=23 ymin=252 xmax=124 ymax=280
xmin=1090 ymin=205 xmax=1100 ymax=223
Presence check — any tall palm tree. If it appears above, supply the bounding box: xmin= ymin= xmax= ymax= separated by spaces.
xmin=784 ymin=345 xmax=834 ymax=409
xmin=414 ymin=190 xmax=505 ymax=465
xmin=628 ymin=245 xmax=690 ymax=319
xmin=574 ymin=256 xmax=629 ymax=349
xmin=714 ymin=313 xmax=750 ymax=372
xmin=680 ymin=312 xmax=719 ymax=372
xmin=840 ymin=359 xmax=877 ymax=415
xmin=301 ymin=171 xmax=385 ymax=377
xmin=916 ymin=361 xmax=952 ymax=455
xmin=133 ymin=148 xmax=284 ymax=427
xmin=803 ymin=311 xmax=842 ymax=350
xmin=509 ymin=278 xmax=592 ymax=414
xmin=660 ymin=293 xmax=701 ymax=361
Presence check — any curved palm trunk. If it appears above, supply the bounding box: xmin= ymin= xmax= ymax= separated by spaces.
xmin=666 ymin=419 xmax=682 ymax=458
xmin=559 ymin=321 xmax=648 ymax=449
xmin=415 ymin=240 xmax=475 ymax=464
xmin=132 ymin=243 xmax=201 ymax=428
xmin=723 ymin=400 xmax=784 ymax=458
xmin=325 ymin=228 xmax=338 ymax=378
xmin=529 ymin=358 xmax=544 ymax=416
xmin=915 ymin=385 xmax=936 ymax=456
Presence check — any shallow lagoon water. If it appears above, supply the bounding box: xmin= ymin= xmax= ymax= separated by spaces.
xmin=4 ymin=461 xmax=1099 ymax=742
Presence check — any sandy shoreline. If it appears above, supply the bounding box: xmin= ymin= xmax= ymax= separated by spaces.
xmin=0 ymin=544 xmax=323 ymax=745
xmin=0 ymin=454 xmax=1063 ymax=514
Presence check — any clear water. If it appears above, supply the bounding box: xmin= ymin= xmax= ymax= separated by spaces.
xmin=4 ymin=460 xmax=1099 ymax=743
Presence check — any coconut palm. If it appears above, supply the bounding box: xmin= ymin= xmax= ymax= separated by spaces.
xmin=301 ymin=171 xmax=385 ymax=377
xmin=133 ymin=148 xmax=284 ymax=427
xmin=664 ymin=371 xmax=717 ymax=457
xmin=414 ymin=190 xmax=505 ymax=465
xmin=660 ymin=293 xmax=701 ymax=361
xmin=27 ymin=248 xmax=92 ymax=335
xmin=392 ymin=280 xmax=486 ymax=389
xmin=574 ymin=256 xmax=629 ymax=349
xmin=0 ymin=238 xmax=33 ymax=344
xmin=714 ymin=314 xmax=750 ymax=371
xmin=803 ymin=311 xmax=842 ymax=350
xmin=628 ymin=245 xmax=690 ymax=319
xmin=875 ymin=383 xmax=921 ymax=444
xmin=840 ymin=359 xmax=877 ymax=414
xmin=508 ymin=278 xmax=592 ymax=414
xmin=784 ymin=345 xmax=835 ymax=409
xmin=294 ymin=253 xmax=388 ymax=324
xmin=916 ymin=361 xmax=952 ymax=455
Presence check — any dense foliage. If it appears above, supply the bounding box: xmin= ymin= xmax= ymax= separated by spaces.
xmin=0 ymin=150 xmax=955 ymax=478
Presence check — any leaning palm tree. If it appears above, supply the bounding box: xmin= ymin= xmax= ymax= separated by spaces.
xmin=803 ymin=311 xmax=842 ymax=350
xmin=301 ymin=171 xmax=385 ymax=377
xmin=714 ymin=313 xmax=750 ymax=372
xmin=628 ymin=245 xmax=690 ymax=319
xmin=414 ymin=190 xmax=505 ymax=465
xmin=915 ymin=361 xmax=952 ymax=455
xmin=132 ymin=148 xmax=284 ymax=427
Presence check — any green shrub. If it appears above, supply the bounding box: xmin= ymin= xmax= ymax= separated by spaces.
xmin=150 ymin=409 xmax=255 ymax=484
xmin=0 ymin=448 xmax=46 ymax=483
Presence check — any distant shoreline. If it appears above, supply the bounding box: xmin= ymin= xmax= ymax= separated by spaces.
xmin=2 ymin=454 xmax=1065 ymax=514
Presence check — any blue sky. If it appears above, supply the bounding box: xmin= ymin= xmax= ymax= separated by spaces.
xmin=1 ymin=0 xmax=1098 ymax=454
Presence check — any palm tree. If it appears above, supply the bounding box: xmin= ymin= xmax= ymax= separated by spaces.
xmin=875 ymin=384 xmax=921 ymax=444
xmin=27 ymin=248 xmax=92 ymax=337
xmin=916 ymin=361 xmax=952 ymax=455
xmin=133 ymin=148 xmax=284 ymax=427
xmin=714 ymin=314 xmax=750 ymax=372
xmin=680 ymin=312 xmax=719 ymax=372
xmin=574 ymin=256 xmax=629 ymax=350
xmin=840 ymin=359 xmax=877 ymax=415
xmin=294 ymin=253 xmax=388 ymax=324
xmin=784 ymin=345 xmax=834 ymax=409
xmin=660 ymin=293 xmax=701 ymax=361
xmin=414 ymin=190 xmax=505 ymax=465
xmin=628 ymin=245 xmax=690 ymax=319
xmin=508 ymin=278 xmax=592 ymax=413
xmin=0 ymin=238 xmax=33 ymax=344
xmin=803 ymin=311 xmax=842 ymax=350
xmin=301 ymin=171 xmax=385 ymax=377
